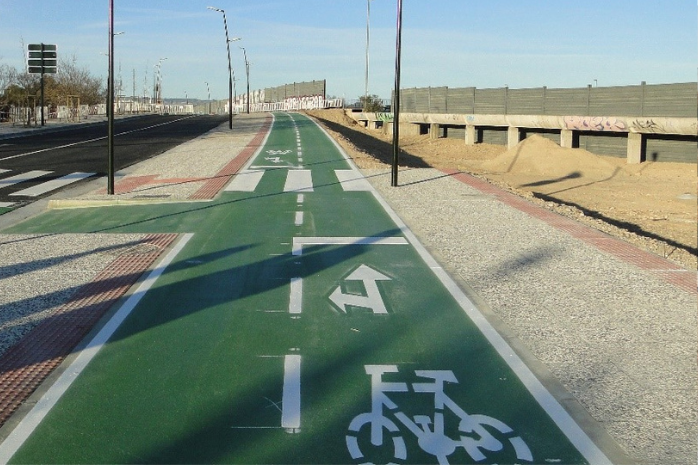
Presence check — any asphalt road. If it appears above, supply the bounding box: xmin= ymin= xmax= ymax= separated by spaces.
xmin=0 ymin=114 xmax=227 ymax=207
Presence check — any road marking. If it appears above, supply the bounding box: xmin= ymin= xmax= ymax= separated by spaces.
xmin=0 ymin=202 xmax=13 ymax=208
xmin=289 ymin=278 xmax=303 ymax=314
xmin=297 ymin=194 xmax=304 ymax=204
xmin=283 ymin=170 xmax=313 ymax=193
xmin=0 ymin=170 xmax=51 ymax=188
xmin=294 ymin=211 xmax=304 ymax=226
xmin=330 ymin=265 xmax=391 ymax=314
xmin=0 ymin=116 xmax=196 ymax=162
xmin=224 ymin=169 xmax=265 ymax=192
xmin=292 ymin=236 xmax=409 ymax=256
xmin=313 ymin=115 xmax=613 ymax=463
xmin=335 ymin=170 xmax=372 ymax=191
xmin=281 ymin=354 xmax=302 ymax=431
xmin=0 ymin=233 xmax=194 ymax=463
xmin=0 ymin=169 xmax=9 ymax=175
xmin=10 ymin=172 xmax=93 ymax=197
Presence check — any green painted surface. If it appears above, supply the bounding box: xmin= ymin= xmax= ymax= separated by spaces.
xmin=7 ymin=113 xmax=592 ymax=464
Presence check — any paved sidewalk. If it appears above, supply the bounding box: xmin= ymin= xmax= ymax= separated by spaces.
xmin=0 ymin=112 xmax=695 ymax=464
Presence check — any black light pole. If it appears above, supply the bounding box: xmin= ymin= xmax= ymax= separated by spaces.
xmin=208 ymin=6 xmax=234 ymax=129
xmin=391 ymin=0 xmax=403 ymax=187
xmin=107 ymin=0 xmax=115 ymax=194
xmin=239 ymin=46 xmax=250 ymax=114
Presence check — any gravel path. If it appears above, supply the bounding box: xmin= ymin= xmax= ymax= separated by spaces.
xmin=362 ymin=167 xmax=697 ymax=465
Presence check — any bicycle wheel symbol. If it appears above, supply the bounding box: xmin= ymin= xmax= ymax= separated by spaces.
xmin=346 ymin=413 xmax=407 ymax=465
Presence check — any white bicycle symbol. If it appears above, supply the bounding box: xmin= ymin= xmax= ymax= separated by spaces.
xmin=346 ymin=365 xmax=533 ymax=464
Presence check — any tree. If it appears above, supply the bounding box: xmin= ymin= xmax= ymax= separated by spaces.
xmin=52 ymin=55 xmax=105 ymax=106
xmin=359 ymin=94 xmax=384 ymax=112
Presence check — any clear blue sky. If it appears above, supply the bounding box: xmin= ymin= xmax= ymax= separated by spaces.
xmin=0 ymin=1 xmax=696 ymax=101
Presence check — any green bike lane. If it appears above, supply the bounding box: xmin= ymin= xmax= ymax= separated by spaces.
xmin=0 ymin=113 xmax=611 ymax=464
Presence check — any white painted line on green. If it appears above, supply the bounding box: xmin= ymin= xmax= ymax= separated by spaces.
xmin=292 ymin=236 xmax=409 ymax=256
xmin=290 ymin=278 xmax=302 ymax=314
xmin=224 ymin=169 xmax=265 ymax=192
xmin=335 ymin=170 xmax=372 ymax=191
xmin=311 ymin=115 xmax=613 ymax=464
xmin=281 ymin=355 xmax=302 ymax=431
xmin=294 ymin=211 xmax=304 ymax=226
xmin=284 ymin=170 xmax=313 ymax=193
xmin=0 ymin=233 xmax=195 ymax=464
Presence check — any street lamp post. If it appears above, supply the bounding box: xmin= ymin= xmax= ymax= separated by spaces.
xmin=205 ymin=81 xmax=211 ymax=114
xmin=364 ymin=0 xmax=373 ymax=110
xmin=107 ymin=0 xmax=115 ymax=194
xmin=391 ymin=0 xmax=403 ymax=187
xmin=208 ymin=6 xmax=235 ymax=129
xmin=239 ymin=46 xmax=250 ymax=114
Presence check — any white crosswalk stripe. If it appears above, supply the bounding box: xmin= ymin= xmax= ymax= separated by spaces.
xmin=283 ymin=170 xmax=314 ymax=193
xmin=224 ymin=170 xmax=265 ymax=192
xmin=335 ymin=170 xmax=372 ymax=191
xmin=10 ymin=172 xmax=94 ymax=197
xmin=0 ymin=170 xmax=51 ymax=188
xmin=224 ymin=169 xmax=373 ymax=194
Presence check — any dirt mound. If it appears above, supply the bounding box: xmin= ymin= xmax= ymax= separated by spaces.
xmin=306 ymin=109 xmax=696 ymax=269
xmin=481 ymin=135 xmax=618 ymax=181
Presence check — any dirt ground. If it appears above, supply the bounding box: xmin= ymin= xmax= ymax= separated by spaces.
xmin=306 ymin=109 xmax=697 ymax=270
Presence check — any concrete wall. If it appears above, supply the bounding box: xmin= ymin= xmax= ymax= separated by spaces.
xmin=349 ymin=111 xmax=697 ymax=164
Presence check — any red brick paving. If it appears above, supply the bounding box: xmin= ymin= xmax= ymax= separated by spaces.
xmin=442 ymin=169 xmax=696 ymax=295
xmin=0 ymin=233 xmax=177 ymax=428
xmin=0 ymin=116 xmax=275 ymax=429
xmin=189 ymin=115 xmax=273 ymax=200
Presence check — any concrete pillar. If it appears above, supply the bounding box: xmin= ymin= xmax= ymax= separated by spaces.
xmin=507 ymin=126 xmax=521 ymax=149
xmin=368 ymin=121 xmax=378 ymax=130
xmin=560 ymin=129 xmax=574 ymax=148
xmin=465 ymin=125 xmax=476 ymax=145
xmin=430 ymin=123 xmax=440 ymax=140
xmin=627 ymin=132 xmax=645 ymax=164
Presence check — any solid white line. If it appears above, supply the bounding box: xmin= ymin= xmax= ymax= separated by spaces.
xmin=0 ymin=170 xmax=51 ymax=188
xmin=0 ymin=202 xmax=13 ymax=208
xmin=283 ymin=170 xmax=313 ymax=193
xmin=224 ymin=169 xmax=265 ymax=192
xmin=292 ymin=236 xmax=408 ymax=256
xmin=308 ymin=115 xmax=613 ymax=464
xmin=297 ymin=194 xmax=304 ymax=204
xmin=0 ymin=233 xmax=195 ymax=464
xmin=289 ymin=278 xmax=302 ymax=314
xmin=0 ymin=169 xmax=9 ymax=175
xmin=281 ymin=355 xmax=302 ymax=430
xmin=10 ymin=172 xmax=93 ymax=197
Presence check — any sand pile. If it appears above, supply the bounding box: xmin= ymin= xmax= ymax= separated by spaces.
xmin=480 ymin=135 xmax=620 ymax=183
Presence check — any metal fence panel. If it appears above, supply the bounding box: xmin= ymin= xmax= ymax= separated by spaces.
xmin=642 ymin=82 xmax=696 ymax=117
xmin=544 ymin=88 xmax=589 ymax=115
xmin=447 ymin=87 xmax=475 ymax=113
xmin=507 ymin=88 xmax=545 ymax=114
xmin=475 ymin=88 xmax=506 ymax=114
xmin=588 ymin=85 xmax=643 ymax=116
xmin=429 ymin=87 xmax=449 ymax=113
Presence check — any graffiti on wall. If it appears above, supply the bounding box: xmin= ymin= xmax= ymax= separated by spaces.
xmin=564 ymin=116 xmax=627 ymax=132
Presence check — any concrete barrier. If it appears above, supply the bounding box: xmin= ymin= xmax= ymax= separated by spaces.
xmin=347 ymin=111 xmax=698 ymax=164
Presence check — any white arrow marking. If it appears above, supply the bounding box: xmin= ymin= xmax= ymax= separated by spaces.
xmin=330 ymin=265 xmax=391 ymax=314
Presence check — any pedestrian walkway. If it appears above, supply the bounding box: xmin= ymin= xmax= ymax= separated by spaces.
xmin=0 ymin=112 xmax=694 ymax=464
